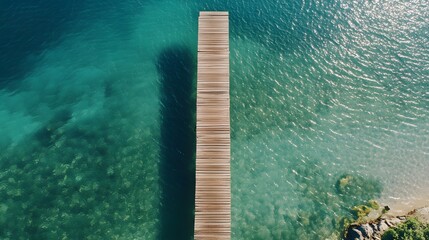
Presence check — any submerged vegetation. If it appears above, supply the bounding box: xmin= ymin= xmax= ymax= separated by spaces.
xmin=350 ymin=200 xmax=380 ymax=221
xmin=0 ymin=109 xmax=160 ymax=239
xmin=280 ymin=164 xmax=383 ymax=239
xmin=336 ymin=174 xmax=383 ymax=202
xmin=1 ymin=0 xmax=428 ymax=239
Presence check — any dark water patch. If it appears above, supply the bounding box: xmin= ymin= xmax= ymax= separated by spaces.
xmin=157 ymin=46 xmax=196 ymax=240
xmin=0 ymin=0 xmax=87 ymax=88
xmin=0 ymin=0 xmax=147 ymax=89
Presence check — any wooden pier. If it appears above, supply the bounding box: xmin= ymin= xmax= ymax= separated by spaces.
xmin=195 ymin=11 xmax=230 ymax=239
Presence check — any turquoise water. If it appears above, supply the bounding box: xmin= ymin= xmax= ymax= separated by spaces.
xmin=0 ymin=0 xmax=428 ymax=239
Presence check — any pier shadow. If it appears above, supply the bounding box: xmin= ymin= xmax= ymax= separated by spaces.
xmin=157 ymin=46 xmax=196 ymax=240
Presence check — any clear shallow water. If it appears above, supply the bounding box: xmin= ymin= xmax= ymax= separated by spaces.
xmin=0 ymin=0 xmax=428 ymax=239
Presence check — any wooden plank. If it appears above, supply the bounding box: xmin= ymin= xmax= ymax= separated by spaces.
xmin=195 ymin=11 xmax=230 ymax=240
xmin=200 ymin=11 xmax=229 ymax=16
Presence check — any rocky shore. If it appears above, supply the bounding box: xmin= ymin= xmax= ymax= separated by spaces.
xmin=344 ymin=206 xmax=429 ymax=240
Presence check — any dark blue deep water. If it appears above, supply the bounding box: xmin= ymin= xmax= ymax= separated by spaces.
xmin=0 ymin=0 xmax=428 ymax=239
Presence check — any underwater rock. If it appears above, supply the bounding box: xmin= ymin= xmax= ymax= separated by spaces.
xmin=352 ymin=204 xmax=373 ymax=219
xmin=349 ymin=200 xmax=382 ymax=224
xmin=335 ymin=174 xmax=382 ymax=202
xmin=338 ymin=175 xmax=353 ymax=190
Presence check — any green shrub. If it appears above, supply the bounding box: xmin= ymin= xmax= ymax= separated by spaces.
xmin=381 ymin=218 xmax=429 ymax=240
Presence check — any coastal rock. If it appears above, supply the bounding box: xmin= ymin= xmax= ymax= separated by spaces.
xmin=346 ymin=228 xmax=363 ymax=240
xmin=357 ymin=224 xmax=373 ymax=238
xmin=370 ymin=223 xmax=378 ymax=232
xmin=385 ymin=217 xmax=402 ymax=227
xmin=344 ymin=217 xmax=406 ymax=240
xmin=377 ymin=220 xmax=389 ymax=232
xmin=344 ymin=206 xmax=429 ymax=240
xmin=410 ymin=206 xmax=429 ymax=224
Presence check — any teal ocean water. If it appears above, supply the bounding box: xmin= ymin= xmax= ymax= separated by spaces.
xmin=0 ymin=0 xmax=428 ymax=239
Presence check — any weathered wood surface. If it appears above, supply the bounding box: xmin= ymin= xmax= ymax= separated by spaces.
xmin=195 ymin=11 xmax=230 ymax=240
